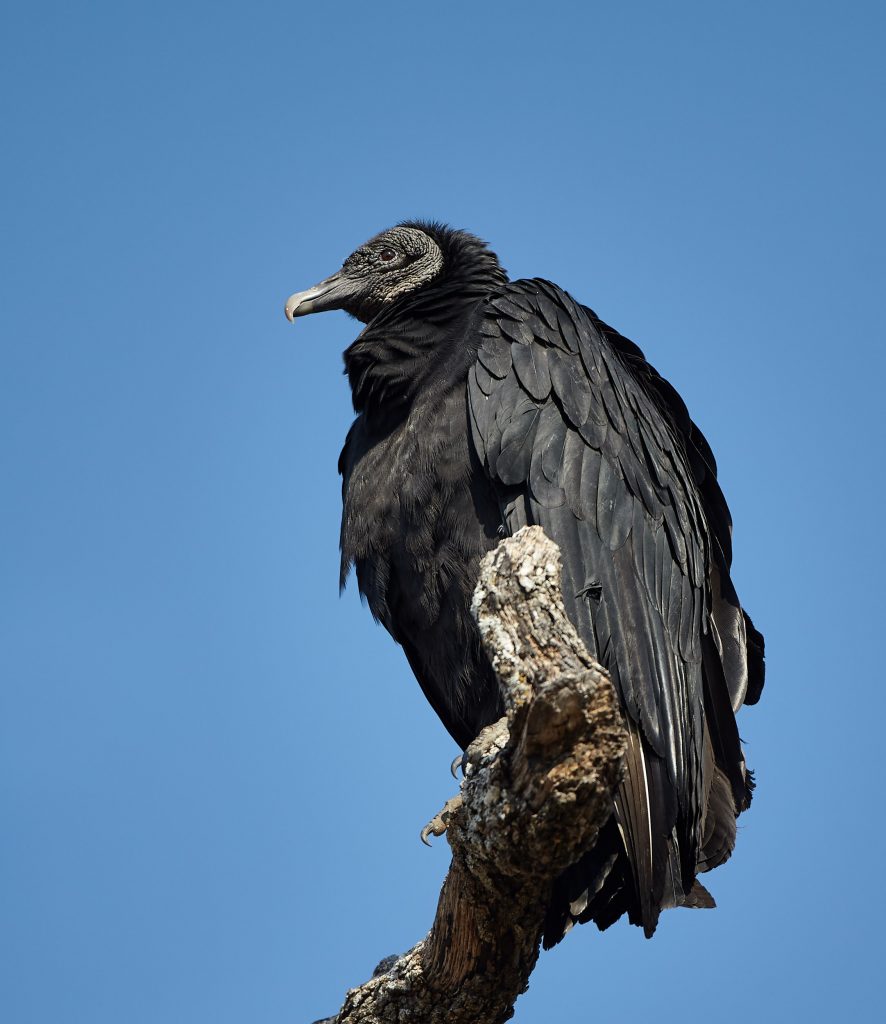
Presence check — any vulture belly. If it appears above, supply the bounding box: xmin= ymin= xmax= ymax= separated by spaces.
xmin=340 ymin=382 xmax=505 ymax=750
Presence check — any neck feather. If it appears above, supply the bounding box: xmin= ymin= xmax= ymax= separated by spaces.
xmin=344 ymin=233 xmax=509 ymax=425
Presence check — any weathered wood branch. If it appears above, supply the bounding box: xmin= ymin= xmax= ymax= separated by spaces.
xmin=314 ymin=526 xmax=627 ymax=1024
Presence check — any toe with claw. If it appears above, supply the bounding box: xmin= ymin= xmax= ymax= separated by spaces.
xmin=420 ymin=794 xmax=464 ymax=846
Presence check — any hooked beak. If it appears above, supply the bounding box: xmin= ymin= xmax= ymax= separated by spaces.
xmin=284 ymin=269 xmax=359 ymax=322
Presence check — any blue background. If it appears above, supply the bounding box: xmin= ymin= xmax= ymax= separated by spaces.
xmin=3 ymin=2 xmax=884 ymax=1021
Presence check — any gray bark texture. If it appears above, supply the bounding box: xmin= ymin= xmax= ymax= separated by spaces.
xmin=313 ymin=526 xmax=628 ymax=1024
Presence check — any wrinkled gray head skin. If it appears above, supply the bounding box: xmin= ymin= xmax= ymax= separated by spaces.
xmin=285 ymin=225 xmax=444 ymax=324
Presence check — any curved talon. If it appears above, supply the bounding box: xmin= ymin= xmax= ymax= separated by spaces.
xmin=420 ymin=795 xmax=464 ymax=846
xmin=420 ymin=812 xmax=448 ymax=846
xmin=450 ymin=752 xmax=465 ymax=780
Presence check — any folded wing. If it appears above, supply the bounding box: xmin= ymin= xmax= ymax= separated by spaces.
xmin=467 ymin=279 xmax=762 ymax=939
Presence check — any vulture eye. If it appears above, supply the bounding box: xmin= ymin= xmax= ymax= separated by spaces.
xmin=378 ymin=247 xmax=397 ymax=263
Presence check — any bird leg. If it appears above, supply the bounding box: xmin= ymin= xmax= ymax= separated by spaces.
xmin=420 ymin=794 xmax=464 ymax=846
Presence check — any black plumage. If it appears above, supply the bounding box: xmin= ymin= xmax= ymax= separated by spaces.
xmin=285 ymin=221 xmax=764 ymax=943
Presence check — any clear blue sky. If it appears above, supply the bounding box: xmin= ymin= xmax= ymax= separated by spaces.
xmin=2 ymin=2 xmax=884 ymax=1022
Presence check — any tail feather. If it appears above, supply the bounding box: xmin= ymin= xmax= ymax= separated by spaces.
xmin=543 ymin=815 xmax=623 ymax=948
xmin=613 ymin=719 xmax=686 ymax=937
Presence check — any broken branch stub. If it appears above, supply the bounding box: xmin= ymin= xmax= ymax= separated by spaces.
xmin=318 ymin=526 xmax=627 ymax=1024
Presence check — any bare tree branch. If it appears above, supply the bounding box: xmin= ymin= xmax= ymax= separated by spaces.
xmin=314 ymin=526 xmax=627 ymax=1024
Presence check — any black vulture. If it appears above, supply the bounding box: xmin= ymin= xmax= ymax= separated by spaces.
xmin=284 ymin=222 xmax=764 ymax=943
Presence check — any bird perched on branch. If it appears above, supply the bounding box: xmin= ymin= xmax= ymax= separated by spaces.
xmin=284 ymin=222 xmax=764 ymax=943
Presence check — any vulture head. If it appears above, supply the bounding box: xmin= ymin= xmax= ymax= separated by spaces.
xmin=284 ymin=221 xmax=507 ymax=325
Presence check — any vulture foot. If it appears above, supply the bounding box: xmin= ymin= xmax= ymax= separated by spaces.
xmin=420 ymin=794 xmax=463 ymax=846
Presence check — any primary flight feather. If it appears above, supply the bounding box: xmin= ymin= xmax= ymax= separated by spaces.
xmin=285 ymin=221 xmax=764 ymax=942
